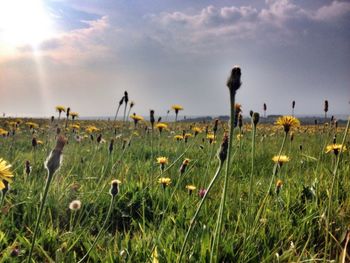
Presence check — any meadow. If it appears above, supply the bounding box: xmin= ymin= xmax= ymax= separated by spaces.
xmin=0 ymin=94 xmax=349 ymax=261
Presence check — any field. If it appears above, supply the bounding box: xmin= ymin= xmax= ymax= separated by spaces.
xmin=0 ymin=112 xmax=349 ymax=262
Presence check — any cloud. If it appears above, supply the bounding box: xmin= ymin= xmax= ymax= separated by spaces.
xmin=148 ymin=0 xmax=350 ymax=51
xmin=11 ymin=15 xmax=111 ymax=65
xmin=313 ymin=1 xmax=350 ymax=21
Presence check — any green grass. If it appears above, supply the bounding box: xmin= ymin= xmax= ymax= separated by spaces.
xmin=0 ymin=118 xmax=349 ymax=262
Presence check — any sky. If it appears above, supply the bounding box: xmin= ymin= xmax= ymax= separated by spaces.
xmin=0 ymin=0 xmax=349 ymax=118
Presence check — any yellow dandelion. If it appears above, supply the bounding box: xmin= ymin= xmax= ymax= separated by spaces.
xmin=171 ymin=105 xmax=184 ymax=111
xmin=174 ymin=135 xmax=184 ymax=140
xmin=156 ymin=123 xmax=168 ymax=133
xmin=186 ymin=185 xmax=196 ymax=191
xmin=156 ymin=157 xmax=169 ymax=165
xmin=325 ymin=144 xmax=347 ymax=155
xmin=236 ymin=134 xmax=243 ymax=140
xmin=0 ymin=128 xmax=8 ymax=136
xmin=70 ymin=112 xmax=79 ymax=118
xmin=275 ymin=116 xmax=300 ymax=133
xmin=272 ymin=155 xmax=290 ymax=166
xmin=0 ymin=158 xmax=14 ymax=190
xmin=130 ymin=115 xmax=144 ymax=121
xmin=55 ymin=105 xmax=66 ymax=113
xmin=158 ymin=177 xmax=171 ymax=187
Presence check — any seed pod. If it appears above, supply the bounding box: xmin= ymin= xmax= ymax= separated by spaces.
xmin=124 ymin=91 xmax=129 ymax=104
xmin=226 ymin=66 xmax=241 ymax=93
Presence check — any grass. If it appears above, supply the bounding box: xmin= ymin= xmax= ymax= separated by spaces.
xmin=0 ymin=117 xmax=349 ymax=262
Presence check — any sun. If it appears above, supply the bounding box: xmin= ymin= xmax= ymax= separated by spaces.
xmin=0 ymin=0 xmax=55 ymax=48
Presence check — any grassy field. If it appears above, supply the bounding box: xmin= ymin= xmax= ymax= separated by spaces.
xmin=0 ymin=115 xmax=349 ymax=262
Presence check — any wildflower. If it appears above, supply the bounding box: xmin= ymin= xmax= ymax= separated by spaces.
xmin=0 ymin=158 xmax=14 ymax=190
xmin=179 ymin=158 xmax=190 ymax=175
xmin=275 ymin=116 xmax=300 ymax=133
xmin=26 ymin=122 xmax=39 ymax=130
xmin=275 ymin=179 xmax=283 ymax=195
xmin=192 ymin=127 xmax=201 ymax=136
xmin=172 ymin=105 xmax=183 ymax=122
xmin=130 ymin=114 xmax=144 ymax=127
xmin=207 ymin=133 xmax=215 ymax=144
xmin=0 ymin=128 xmax=8 ymax=136
xmin=236 ymin=134 xmax=243 ymax=141
xmin=198 ymin=188 xmax=207 ymax=198
xmin=110 ymin=179 xmax=121 ymax=197
xmin=174 ymin=135 xmax=183 ymax=141
xmin=56 ymin=105 xmax=66 ymax=113
xmin=272 ymin=155 xmax=290 ymax=166
xmin=186 ymin=185 xmax=196 ymax=195
xmin=158 ymin=177 xmax=171 ymax=188
xmin=157 ymin=157 xmax=168 ymax=171
xmin=70 ymin=112 xmax=79 ymax=120
xmin=156 ymin=123 xmax=168 ymax=133
xmin=69 ymin=200 xmax=82 ymax=211
xmin=325 ymin=144 xmax=347 ymax=156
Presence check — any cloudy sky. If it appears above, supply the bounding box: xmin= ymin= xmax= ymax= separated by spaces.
xmin=0 ymin=0 xmax=349 ymax=118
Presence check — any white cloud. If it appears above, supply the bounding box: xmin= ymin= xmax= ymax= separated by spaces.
xmin=148 ymin=0 xmax=350 ymax=50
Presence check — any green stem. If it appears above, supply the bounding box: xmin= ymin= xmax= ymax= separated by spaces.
xmin=177 ymin=161 xmax=224 ymax=263
xmin=249 ymin=122 xmax=257 ymax=222
xmin=210 ymin=91 xmax=236 ymax=262
xmin=27 ymin=172 xmax=54 ymax=263
xmin=78 ymin=195 xmax=115 ymax=263
xmin=324 ymin=117 xmax=349 ymax=260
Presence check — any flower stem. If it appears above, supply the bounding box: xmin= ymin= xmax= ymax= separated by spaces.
xmin=177 ymin=162 xmax=224 ymax=263
xmin=210 ymin=90 xmax=236 ymax=262
xmin=78 ymin=194 xmax=115 ymax=263
xmin=324 ymin=117 xmax=349 ymax=261
xmin=27 ymin=172 xmax=54 ymax=263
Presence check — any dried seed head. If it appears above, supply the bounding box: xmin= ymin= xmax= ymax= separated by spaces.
xmin=69 ymin=200 xmax=82 ymax=211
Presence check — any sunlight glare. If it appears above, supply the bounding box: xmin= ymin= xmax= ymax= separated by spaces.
xmin=0 ymin=0 xmax=55 ymax=47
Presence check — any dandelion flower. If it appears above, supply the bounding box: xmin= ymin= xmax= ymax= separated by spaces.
xmin=325 ymin=144 xmax=347 ymax=155
xmin=158 ymin=177 xmax=171 ymax=188
xmin=156 ymin=157 xmax=168 ymax=165
xmin=156 ymin=123 xmax=168 ymax=133
xmin=275 ymin=116 xmax=300 ymax=133
xmin=172 ymin=105 xmax=183 ymax=122
xmin=56 ymin=105 xmax=66 ymax=113
xmin=174 ymin=135 xmax=183 ymax=141
xmin=186 ymin=185 xmax=196 ymax=195
xmin=275 ymin=179 xmax=283 ymax=195
xmin=272 ymin=155 xmax=290 ymax=166
xmin=0 ymin=158 xmax=14 ymax=190
xmin=0 ymin=128 xmax=8 ymax=136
